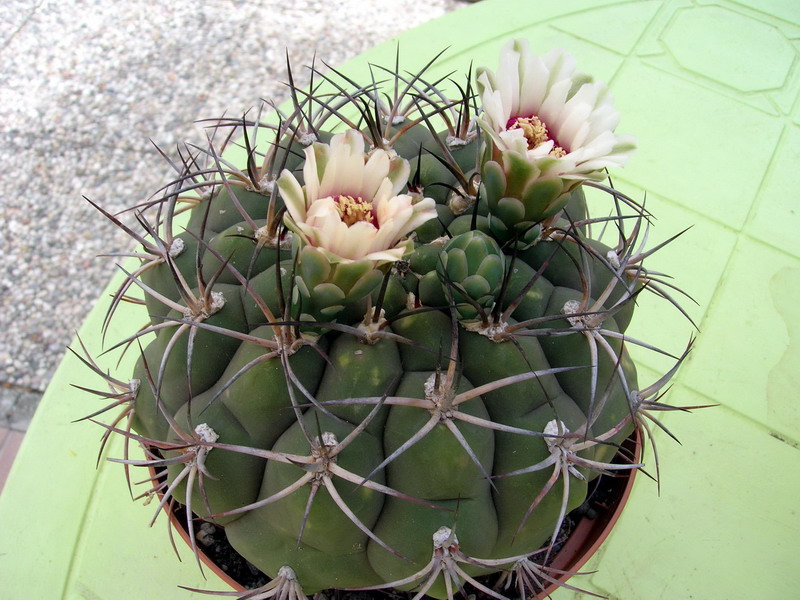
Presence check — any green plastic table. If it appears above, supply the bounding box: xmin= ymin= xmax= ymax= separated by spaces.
xmin=2 ymin=1 xmax=799 ymax=598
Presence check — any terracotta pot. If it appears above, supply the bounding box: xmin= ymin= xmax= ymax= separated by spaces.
xmin=161 ymin=427 xmax=642 ymax=598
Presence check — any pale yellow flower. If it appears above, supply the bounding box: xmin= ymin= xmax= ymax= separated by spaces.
xmin=278 ymin=130 xmax=436 ymax=264
xmin=477 ymin=41 xmax=635 ymax=183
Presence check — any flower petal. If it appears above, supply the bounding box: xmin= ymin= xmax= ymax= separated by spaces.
xmin=282 ymin=129 xmax=436 ymax=267
xmin=277 ymin=169 xmax=307 ymax=223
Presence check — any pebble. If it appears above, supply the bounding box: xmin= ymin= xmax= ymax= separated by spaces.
xmin=196 ymin=522 xmax=217 ymax=547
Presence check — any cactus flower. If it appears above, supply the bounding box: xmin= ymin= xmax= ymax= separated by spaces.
xmin=278 ymin=129 xmax=436 ymax=265
xmin=477 ymin=41 xmax=635 ymax=181
xmin=476 ymin=41 xmax=636 ymax=233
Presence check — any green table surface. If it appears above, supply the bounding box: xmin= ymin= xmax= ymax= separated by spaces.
xmin=2 ymin=1 xmax=799 ymax=598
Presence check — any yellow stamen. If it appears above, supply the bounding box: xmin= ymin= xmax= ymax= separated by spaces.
xmin=509 ymin=116 xmax=566 ymax=157
xmin=335 ymin=195 xmax=377 ymax=227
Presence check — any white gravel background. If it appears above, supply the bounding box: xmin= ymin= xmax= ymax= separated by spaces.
xmin=0 ymin=0 xmax=466 ymax=426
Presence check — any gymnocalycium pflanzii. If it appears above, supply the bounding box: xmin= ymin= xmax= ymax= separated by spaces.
xmin=77 ymin=39 xmax=698 ymax=600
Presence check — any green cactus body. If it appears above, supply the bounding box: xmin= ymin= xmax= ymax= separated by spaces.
xmin=81 ymin=42 xmax=692 ymax=600
xmin=124 ymin=194 xmax=637 ymax=593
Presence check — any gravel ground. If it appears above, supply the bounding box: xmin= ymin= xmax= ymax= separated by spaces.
xmin=0 ymin=0 xmax=466 ymax=429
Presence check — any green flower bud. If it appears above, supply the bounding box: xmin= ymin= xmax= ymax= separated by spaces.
xmin=437 ymin=231 xmax=505 ymax=322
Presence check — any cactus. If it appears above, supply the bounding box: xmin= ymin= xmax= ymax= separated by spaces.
xmin=78 ymin=40 xmax=696 ymax=600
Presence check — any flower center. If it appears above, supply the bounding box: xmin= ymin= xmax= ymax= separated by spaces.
xmin=334 ymin=195 xmax=378 ymax=228
xmin=506 ymin=115 xmax=566 ymax=157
